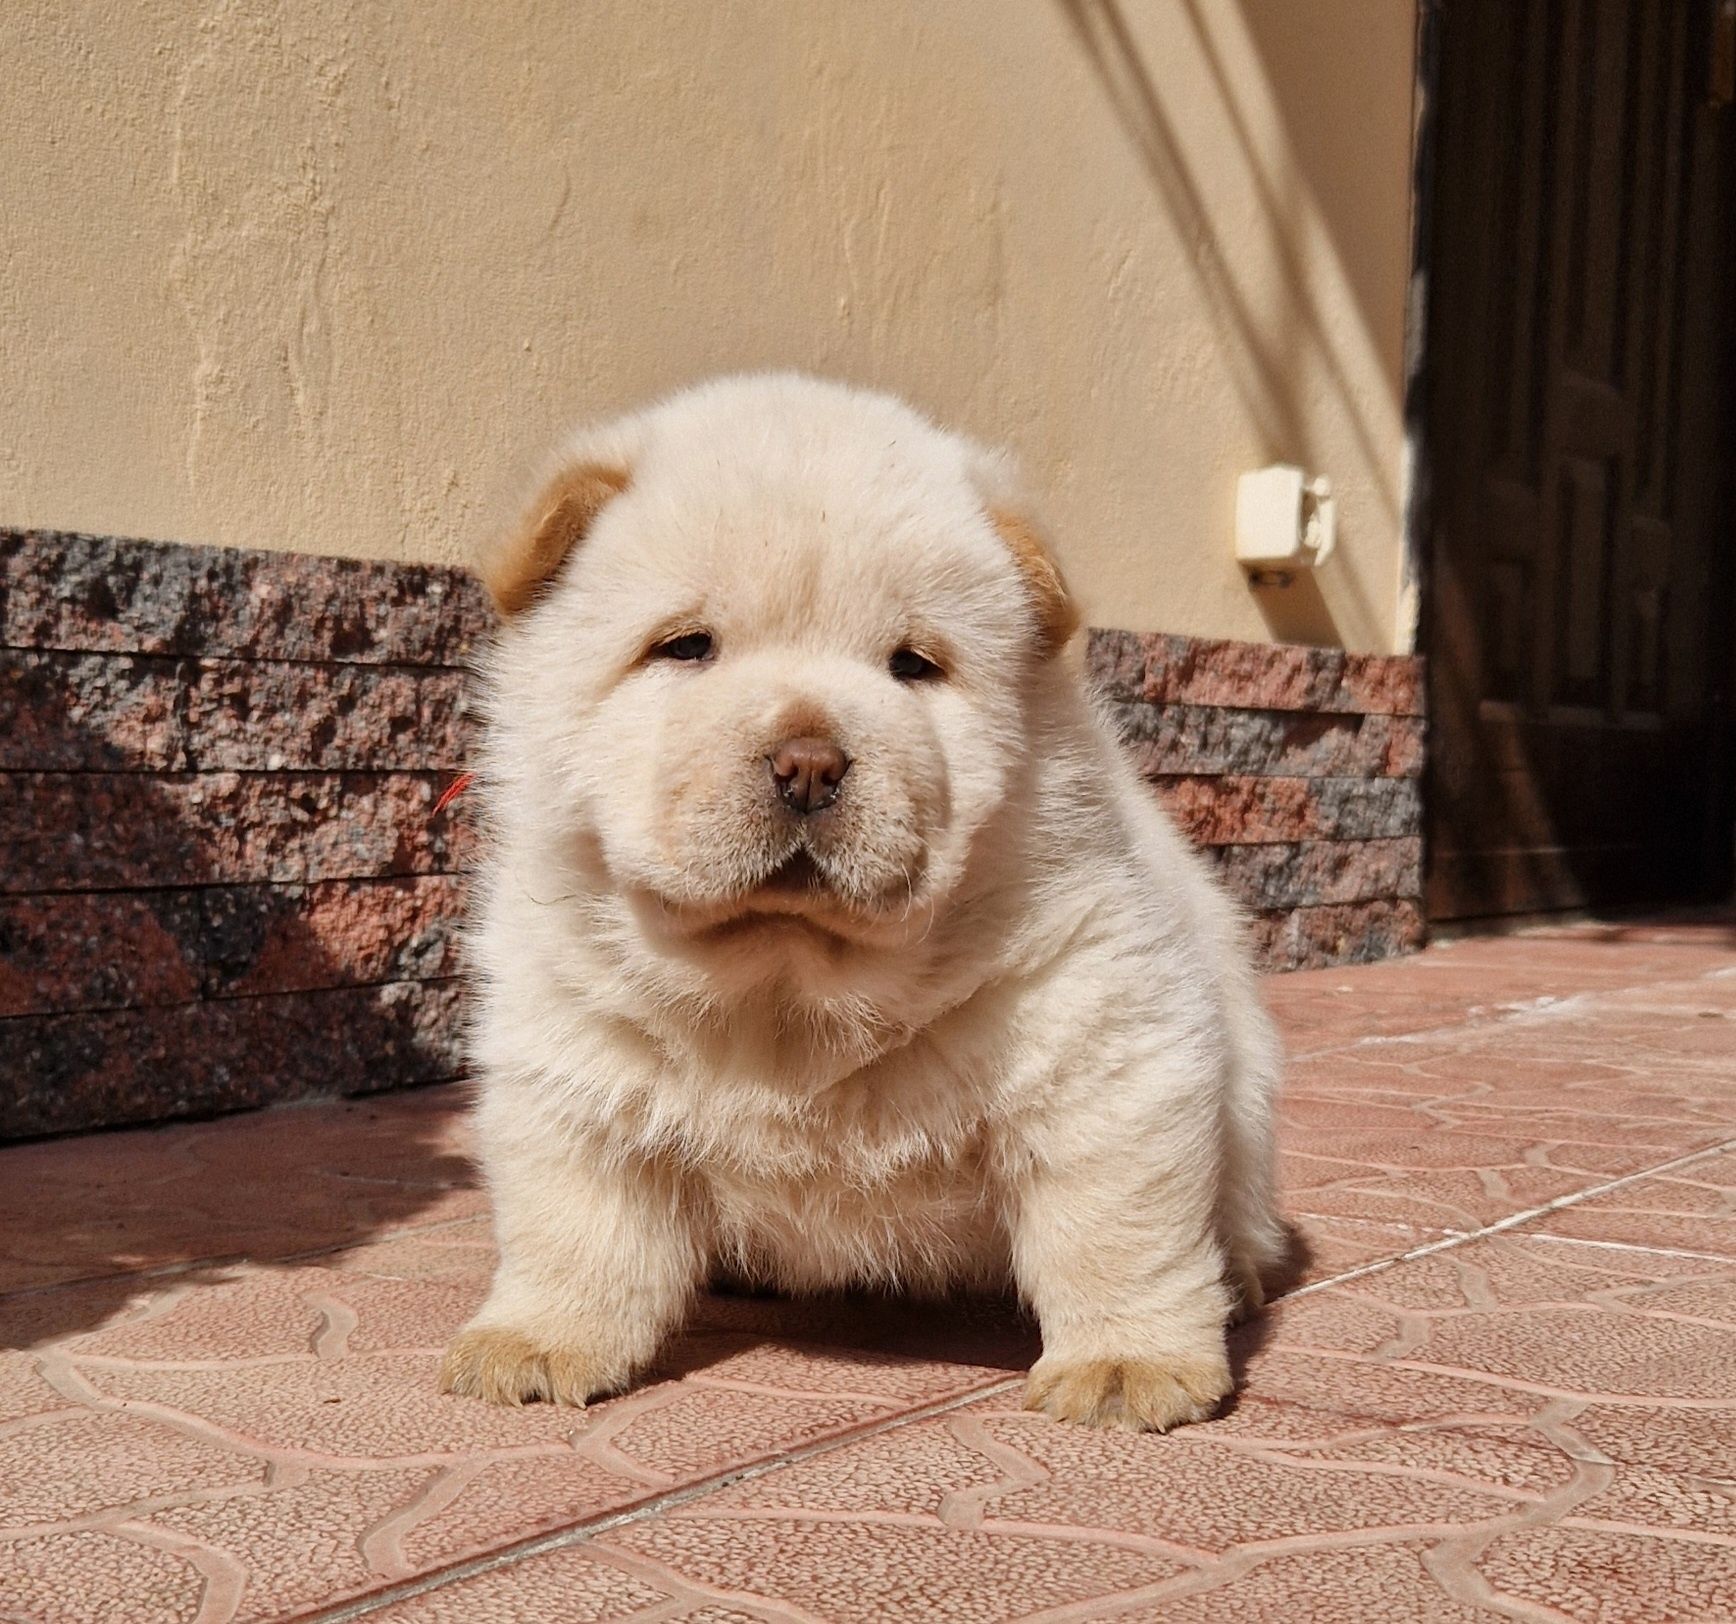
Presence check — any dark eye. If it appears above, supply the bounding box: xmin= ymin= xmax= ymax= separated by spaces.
xmin=889 ymin=646 xmax=942 ymax=682
xmin=653 ymin=631 xmax=714 ymax=663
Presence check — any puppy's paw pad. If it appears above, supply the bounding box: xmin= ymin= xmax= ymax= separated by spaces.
xmin=439 ymin=1327 xmax=606 ymax=1408
xmin=1024 ymin=1352 xmax=1232 ymax=1432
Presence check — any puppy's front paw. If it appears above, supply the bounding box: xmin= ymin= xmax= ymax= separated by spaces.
xmin=440 ymin=1326 xmax=615 ymax=1408
xmin=1024 ymin=1348 xmax=1232 ymax=1433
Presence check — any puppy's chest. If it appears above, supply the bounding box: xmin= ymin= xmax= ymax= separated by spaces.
xmin=696 ymin=1145 xmax=1005 ymax=1293
xmin=681 ymin=1064 xmax=1010 ymax=1291
xmin=619 ymin=1018 xmax=1028 ymax=1287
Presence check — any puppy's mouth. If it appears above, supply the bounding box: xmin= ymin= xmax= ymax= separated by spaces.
xmin=644 ymin=841 xmax=922 ymax=948
xmin=755 ymin=850 xmax=826 ymax=896
xmin=732 ymin=848 xmax=851 ymax=923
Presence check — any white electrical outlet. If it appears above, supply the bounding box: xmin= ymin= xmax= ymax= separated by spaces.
xmin=1235 ymin=465 xmax=1336 ymax=574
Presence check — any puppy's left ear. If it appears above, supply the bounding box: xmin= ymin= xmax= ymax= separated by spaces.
xmin=969 ymin=446 xmax=1079 ymax=658
xmin=987 ymin=505 xmax=1080 ymax=658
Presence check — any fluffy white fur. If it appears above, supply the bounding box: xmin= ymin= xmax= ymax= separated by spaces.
xmin=442 ymin=374 xmax=1286 ymax=1431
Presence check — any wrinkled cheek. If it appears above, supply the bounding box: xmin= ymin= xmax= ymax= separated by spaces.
xmin=817 ymin=752 xmax=944 ymax=896
xmin=652 ymin=753 xmax=731 ymax=865
xmin=618 ymin=734 xmax=784 ymax=898
xmin=925 ymin=744 xmax=1012 ymax=883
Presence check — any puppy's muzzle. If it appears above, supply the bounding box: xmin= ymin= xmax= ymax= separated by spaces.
xmin=767 ymin=735 xmax=851 ymax=816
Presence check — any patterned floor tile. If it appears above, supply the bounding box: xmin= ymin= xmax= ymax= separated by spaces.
xmin=518 ymin=1231 xmax=1734 ymax=1622
xmin=2 ymin=912 xmax=1731 ymax=1620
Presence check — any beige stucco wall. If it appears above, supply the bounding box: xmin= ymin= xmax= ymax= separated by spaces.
xmin=0 ymin=2 xmax=1417 ymax=652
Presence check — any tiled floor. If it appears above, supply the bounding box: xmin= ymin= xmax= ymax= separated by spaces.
xmin=2 ymin=916 xmax=1732 ymax=1622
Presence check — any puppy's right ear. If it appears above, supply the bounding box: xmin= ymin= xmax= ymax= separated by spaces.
xmin=485 ymin=459 xmax=632 ymax=617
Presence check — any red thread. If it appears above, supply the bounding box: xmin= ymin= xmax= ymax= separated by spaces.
xmin=433 ymin=771 xmax=475 ymax=816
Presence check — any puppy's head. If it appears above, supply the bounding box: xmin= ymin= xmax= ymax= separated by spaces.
xmin=483 ymin=374 xmax=1076 ymax=991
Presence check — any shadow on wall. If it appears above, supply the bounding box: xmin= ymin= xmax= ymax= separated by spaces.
xmin=1055 ymin=0 xmax=1407 ymax=650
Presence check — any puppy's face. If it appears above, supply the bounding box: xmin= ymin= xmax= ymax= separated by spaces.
xmin=485 ymin=378 xmax=1073 ymax=984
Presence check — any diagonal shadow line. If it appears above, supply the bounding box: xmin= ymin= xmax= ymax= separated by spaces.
xmin=1059 ymin=0 xmax=1399 ymax=524
xmin=1178 ymin=0 xmax=1403 ymax=531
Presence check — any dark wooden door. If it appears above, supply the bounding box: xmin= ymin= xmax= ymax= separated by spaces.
xmin=1425 ymin=0 xmax=1735 ymax=920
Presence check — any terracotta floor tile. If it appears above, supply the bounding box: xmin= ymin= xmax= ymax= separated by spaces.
xmin=1269 ymin=918 xmax=1736 ymax=1061
xmin=1472 ymin=1525 xmax=1735 ymax=1624
xmin=3 ymin=914 xmax=1733 ymax=1621
xmin=142 ymin=1464 xmax=438 ymax=1623
xmin=3 ymin=1527 xmax=208 ymax=1624
xmin=1130 ymin=1544 xmax=1496 ymax=1621
xmin=1260 ymin=1236 xmax=1736 ymax=1413
xmin=1500 ymin=912 xmax=1736 ymax=949
xmin=602 ymin=1512 xmax=1194 ymax=1621
xmin=517 ymin=1232 xmax=1736 ymax=1622
xmin=1274 ymin=1089 xmax=1723 ymax=1242
xmin=3 ymin=1261 xmax=1014 ymax=1620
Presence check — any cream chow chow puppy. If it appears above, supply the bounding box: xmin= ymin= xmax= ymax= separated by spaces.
xmin=441 ymin=374 xmax=1286 ymax=1432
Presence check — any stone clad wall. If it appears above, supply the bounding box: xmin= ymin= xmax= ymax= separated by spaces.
xmin=0 ymin=530 xmax=488 ymax=1139
xmin=1086 ymin=631 xmax=1426 ymax=972
xmin=2 ymin=533 xmax=1424 ymax=1140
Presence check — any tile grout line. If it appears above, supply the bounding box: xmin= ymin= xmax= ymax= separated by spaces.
xmin=1517 ymin=1232 xmax=1736 ymax=1267
xmin=1281 ymin=1134 xmax=1736 ymax=1300
xmin=292 ymin=1374 xmax=1024 ymax=1623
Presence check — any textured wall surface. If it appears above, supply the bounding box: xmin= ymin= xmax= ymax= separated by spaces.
xmin=0 ymin=1 xmax=1417 ymax=652
xmin=0 ymin=530 xmax=487 ymax=1139
xmin=2 ymin=532 xmax=1422 ymax=1139
xmin=1087 ymin=629 xmax=1425 ymax=971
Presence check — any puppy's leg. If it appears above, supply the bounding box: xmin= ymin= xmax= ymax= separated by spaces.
xmin=442 ymin=1104 xmax=701 ymax=1407
xmin=1218 ymin=1004 xmax=1289 ymax=1322
xmin=1012 ymin=1097 xmax=1233 ymax=1434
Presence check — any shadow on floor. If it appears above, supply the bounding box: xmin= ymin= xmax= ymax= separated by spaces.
xmin=0 ymin=1084 xmax=479 ymax=1349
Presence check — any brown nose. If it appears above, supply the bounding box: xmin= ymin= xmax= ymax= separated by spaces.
xmin=767 ymin=736 xmax=851 ymax=815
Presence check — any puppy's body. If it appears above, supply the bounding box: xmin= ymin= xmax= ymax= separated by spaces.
xmin=446 ymin=376 xmax=1285 ymax=1431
